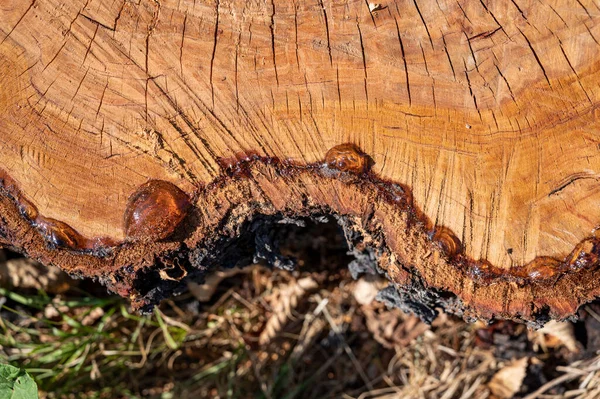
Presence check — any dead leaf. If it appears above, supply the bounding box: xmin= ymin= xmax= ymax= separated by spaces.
xmin=43 ymin=296 xmax=70 ymax=319
xmin=187 ymin=268 xmax=249 ymax=302
xmin=0 ymin=258 xmax=74 ymax=294
xmin=529 ymin=320 xmax=579 ymax=353
xmin=352 ymin=275 xmax=387 ymax=305
xmin=488 ymin=357 xmax=528 ymax=398
xmin=82 ymin=307 xmax=105 ymax=326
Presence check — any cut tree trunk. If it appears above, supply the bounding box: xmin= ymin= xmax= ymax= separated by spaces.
xmin=0 ymin=0 xmax=599 ymax=325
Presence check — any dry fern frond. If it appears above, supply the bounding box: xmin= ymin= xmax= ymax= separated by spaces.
xmin=259 ymin=277 xmax=318 ymax=345
xmin=291 ymin=295 xmax=328 ymax=361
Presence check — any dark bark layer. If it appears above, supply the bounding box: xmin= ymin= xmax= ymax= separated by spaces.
xmin=1 ymin=150 xmax=599 ymax=326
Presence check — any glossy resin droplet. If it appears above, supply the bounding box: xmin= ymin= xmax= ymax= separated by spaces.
xmin=567 ymin=238 xmax=599 ymax=271
xmin=432 ymin=226 xmax=462 ymax=258
xmin=36 ymin=216 xmax=86 ymax=249
xmin=124 ymin=180 xmax=191 ymax=241
xmin=324 ymin=143 xmax=369 ymax=173
xmin=519 ymin=257 xmax=562 ymax=280
xmin=16 ymin=194 xmax=38 ymax=221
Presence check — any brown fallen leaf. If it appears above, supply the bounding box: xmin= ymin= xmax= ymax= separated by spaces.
xmin=352 ymin=275 xmax=387 ymax=305
xmin=528 ymin=320 xmax=580 ymax=353
xmin=0 ymin=258 xmax=74 ymax=294
xmin=187 ymin=267 xmax=250 ymax=302
xmin=81 ymin=307 xmax=106 ymax=326
xmin=488 ymin=357 xmax=528 ymax=398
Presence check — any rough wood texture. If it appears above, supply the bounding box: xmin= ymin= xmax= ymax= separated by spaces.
xmin=1 ymin=0 xmax=599 ymax=325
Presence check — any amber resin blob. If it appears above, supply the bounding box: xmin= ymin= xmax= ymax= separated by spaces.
xmin=431 ymin=226 xmax=462 ymax=258
xmin=124 ymin=180 xmax=191 ymax=241
xmin=36 ymin=216 xmax=86 ymax=249
xmin=324 ymin=143 xmax=370 ymax=173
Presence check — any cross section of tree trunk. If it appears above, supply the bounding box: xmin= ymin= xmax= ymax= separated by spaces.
xmin=0 ymin=0 xmax=599 ymax=325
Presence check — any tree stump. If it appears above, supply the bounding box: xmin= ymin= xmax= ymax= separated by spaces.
xmin=0 ymin=0 xmax=599 ymax=325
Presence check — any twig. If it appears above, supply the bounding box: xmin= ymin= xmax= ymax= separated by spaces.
xmin=523 ymin=372 xmax=583 ymax=399
xmin=318 ymin=294 xmax=375 ymax=391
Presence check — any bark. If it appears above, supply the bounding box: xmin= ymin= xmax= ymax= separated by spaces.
xmin=0 ymin=0 xmax=599 ymax=325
